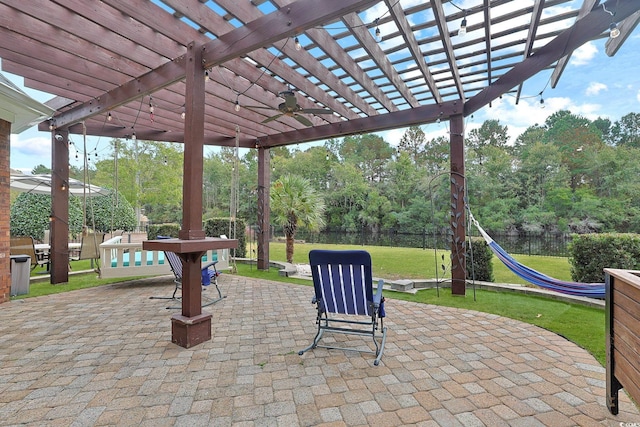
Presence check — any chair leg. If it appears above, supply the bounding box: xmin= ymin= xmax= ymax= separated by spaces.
xmin=149 ymin=279 xmax=181 ymax=301
xmin=163 ymin=277 xmax=226 ymax=310
xmin=373 ymin=325 xmax=388 ymax=366
xmin=201 ymin=277 xmax=225 ymax=307
xmin=298 ymin=324 xmax=325 ymax=356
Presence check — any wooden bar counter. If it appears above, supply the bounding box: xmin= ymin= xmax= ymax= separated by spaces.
xmin=143 ymin=237 xmax=238 ymax=348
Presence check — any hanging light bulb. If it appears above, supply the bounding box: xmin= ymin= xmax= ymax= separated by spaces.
xmin=107 ymin=112 xmax=112 ymax=122
xmin=235 ymin=100 xmax=241 ymax=112
xmin=181 ymin=105 xmax=186 ymax=120
xmin=459 ymin=14 xmax=467 ymax=36
xmin=609 ymin=22 xmax=620 ymax=38
xmin=132 ymin=131 xmax=137 ymax=141
xmin=163 ymin=156 xmax=168 ymax=166
xmin=61 ymin=183 xmax=66 ymax=191
xmin=49 ymin=121 xmax=55 ymax=130
xmin=539 ymin=96 xmax=545 ymax=109
xmin=371 ymin=18 xmax=382 ymax=41
xmin=205 ymin=69 xmax=210 ymax=82
xmin=294 ymin=36 xmax=301 ymax=51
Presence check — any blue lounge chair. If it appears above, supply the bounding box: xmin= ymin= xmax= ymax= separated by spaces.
xmin=150 ymin=237 xmax=224 ymax=309
xmin=299 ymin=249 xmax=387 ymax=365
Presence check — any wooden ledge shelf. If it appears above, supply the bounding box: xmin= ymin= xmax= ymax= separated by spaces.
xmin=143 ymin=237 xmax=238 ymax=254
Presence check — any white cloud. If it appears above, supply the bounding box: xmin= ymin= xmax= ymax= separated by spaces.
xmin=10 ymin=135 xmax=51 ymax=158
xmin=571 ymin=42 xmax=598 ymax=66
xmin=585 ymin=82 xmax=608 ymax=96
xmin=473 ymin=94 xmax=607 ymax=143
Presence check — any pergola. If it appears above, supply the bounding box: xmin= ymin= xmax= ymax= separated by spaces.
xmin=2 ymin=0 xmax=639 ymax=345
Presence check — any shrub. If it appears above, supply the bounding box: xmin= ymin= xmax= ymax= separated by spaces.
xmin=570 ymin=233 xmax=640 ymax=283
xmin=85 ymin=192 xmax=136 ymax=232
xmin=204 ymin=217 xmax=246 ymax=257
xmin=148 ymin=219 xmax=247 ymax=258
xmin=466 ymin=237 xmax=494 ymax=282
xmin=148 ymin=223 xmax=180 ymax=239
xmin=10 ymin=193 xmax=83 ymax=240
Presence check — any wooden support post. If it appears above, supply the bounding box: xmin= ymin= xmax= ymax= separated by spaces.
xmin=257 ymin=146 xmax=270 ymax=270
xmin=51 ymin=129 xmax=70 ymax=284
xmin=450 ymin=114 xmax=466 ymax=296
xmin=171 ymin=41 xmax=211 ymax=347
xmin=0 ymin=119 xmax=10 ymax=303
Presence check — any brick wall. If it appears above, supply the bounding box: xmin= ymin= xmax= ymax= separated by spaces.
xmin=0 ymin=119 xmax=11 ymax=303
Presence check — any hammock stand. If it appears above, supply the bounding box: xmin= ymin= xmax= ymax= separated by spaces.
xmin=469 ymin=213 xmax=605 ymax=299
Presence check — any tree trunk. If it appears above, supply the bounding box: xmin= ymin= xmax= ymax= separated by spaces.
xmin=285 ymin=234 xmax=295 ymax=263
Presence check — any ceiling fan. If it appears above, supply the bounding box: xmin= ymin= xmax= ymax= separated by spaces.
xmin=247 ymin=90 xmax=334 ymax=127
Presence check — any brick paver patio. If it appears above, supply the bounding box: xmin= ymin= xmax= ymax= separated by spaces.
xmin=0 ymin=274 xmax=638 ymax=426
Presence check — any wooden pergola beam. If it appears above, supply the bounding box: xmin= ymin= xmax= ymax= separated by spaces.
xmin=430 ymin=0 xmax=465 ymax=101
xmin=465 ymin=0 xmax=640 ymax=116
xmin=257 ymin=100 xmax=461 ymax=147
xmin=51 ymin=0 xmax=380 ymax=129
xmin=550 ymin=0 xmax=598 ymax=89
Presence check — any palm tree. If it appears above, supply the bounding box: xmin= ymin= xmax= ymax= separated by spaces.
xmin=271 ymin=174 xmax=325 ymax=263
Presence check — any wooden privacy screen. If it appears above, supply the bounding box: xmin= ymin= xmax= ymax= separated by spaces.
xmin=605 ymin=268 xmax=640 ymax=414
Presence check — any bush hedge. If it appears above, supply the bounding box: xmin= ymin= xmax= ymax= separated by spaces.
xmin=570 ymin=233 xmax=640 ymax=283
xmin=148 ymin=223 xmax=180 ymax=239
xmin=10 ymin=193 xmax=84 ymax=241
xmin=466 ymin=237 xmax=494 ymax=282
xmin=85 ymin=192 xmax=136 ymax=232
xmin=148 ymin=218 xmax=247 ymax=258
xmin=204 ymin=218 xmax=246 ymax=258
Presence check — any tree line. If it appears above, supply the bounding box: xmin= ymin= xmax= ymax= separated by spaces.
xmin=46 ymin=109 xmax=640 ymax=237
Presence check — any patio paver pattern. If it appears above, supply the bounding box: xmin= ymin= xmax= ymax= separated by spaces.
xmin=0 ymin=274 xmax=638 ymax=426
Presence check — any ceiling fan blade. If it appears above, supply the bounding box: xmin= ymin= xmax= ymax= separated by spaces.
xmin=244 ymin=105 xmax=275 ymax=111
xmin=299 ymin=108 xmax=334 ymax=115
xmin=293 ymin=114 xmax=313 ymax=127
xmin=262 ymin=113 xmax=284 ymax=124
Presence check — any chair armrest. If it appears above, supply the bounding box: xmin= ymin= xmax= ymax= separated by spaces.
xmin=201 ymin=261 xmax=219 ymax=271
xmin=373 ymin=279 xmax=384 ymax=306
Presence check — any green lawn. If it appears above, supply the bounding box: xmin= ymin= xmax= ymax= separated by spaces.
xmin=16 ymin=245 xmax=606 ymax=365
xmin=264 ymin=241 xmax=574 ymax=283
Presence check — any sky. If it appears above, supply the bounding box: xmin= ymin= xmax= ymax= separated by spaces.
xmin=5 ymin=2 xmax=640 ymax=174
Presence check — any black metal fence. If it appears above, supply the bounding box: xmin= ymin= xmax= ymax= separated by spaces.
xmin=292 ymin=229 xmax=572 ymax=257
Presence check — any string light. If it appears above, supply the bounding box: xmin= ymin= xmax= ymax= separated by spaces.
xmin=603 ymin=3 xmax=620 ymax=39
xmin=181 ymin=105 xmax=186 ymax=120
xmin=294 ymin=36 xmax=301 ymax=51
xmin=205 ymin=69 xmax=210 ymax=82
xmin=49 ymin=120 xmax=55 ymax=130
xmin=234 ymin=95 xmax=241 ymax=112
xmin=374 ymin=18 xmax=381 ymax=41
xmin=609 ymin=22 xmax=620 ymax=38
xmin=459 ymin=12 xmax=467 ymax=36
xmin=149 ymin=97 xmax=155 ymax=122
xmin=107 ymin=112 xmax=112 ymax=122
